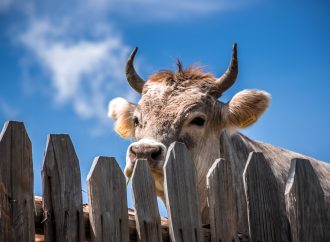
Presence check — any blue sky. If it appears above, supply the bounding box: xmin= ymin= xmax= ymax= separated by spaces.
xmin=0 ymin=0 xmax=329 ymax=213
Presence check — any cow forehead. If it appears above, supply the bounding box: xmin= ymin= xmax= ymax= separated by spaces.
xmin=139 ymin=82 xmax=211 ymax=116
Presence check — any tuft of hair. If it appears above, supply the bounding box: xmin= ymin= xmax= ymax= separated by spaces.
xmin=108 ymin=97 xmax=135 ymax=138
xmin=176 ymin=59 xmax=184 ymax=73
xmin=148 ymin=63 xmax=215 ymax=88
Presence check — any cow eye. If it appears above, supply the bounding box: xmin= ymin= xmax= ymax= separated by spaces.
xmin=133 ymin=116 xmax=139 ymax=127
xmin=190 ymin=117 xmax=205 ymax=127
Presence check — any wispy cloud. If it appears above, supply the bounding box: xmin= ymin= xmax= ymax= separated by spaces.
xmin=19 ymin=19 xmax=137 ymax=134
xmin=9 ymin=0 xmax=253 ymax=135
xmin=85 ymin=0 xmax=250 ymax=20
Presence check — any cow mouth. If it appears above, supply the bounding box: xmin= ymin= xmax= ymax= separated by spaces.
xmin=124 ymin=159 xmax=164 ymax=178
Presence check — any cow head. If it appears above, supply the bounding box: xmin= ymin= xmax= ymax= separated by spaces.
xmin=108 ymin=45 xmax=270 ymax=201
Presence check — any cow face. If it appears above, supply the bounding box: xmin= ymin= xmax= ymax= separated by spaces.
xmin=108 ymin=46 xmax=270 ymax=199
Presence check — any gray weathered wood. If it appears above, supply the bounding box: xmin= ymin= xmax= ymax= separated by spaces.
xmin=207 ymin=158 xmax=238 ymax=242
xmin=34 ymin=196 xmax=176 ymax=242
xmin=87 ymin=156 xmax=129 ymax=242
xmin=131 ymin=159 xmax=162 ymax=242
xmin=41 ymin=134 xmax=85 ymax=242
xmin=285 ymin=158 xmax=329 ymax=242
xmin=0 ymin=121 xmax=35 ymax=242
xmin=164 ymin=142 xmax=202 ymax=242
xmin=243 ymin=151 xmax=285 ymax=242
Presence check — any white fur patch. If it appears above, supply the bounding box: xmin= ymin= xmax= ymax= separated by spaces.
xmin=142 ymin=83 xmax=166 ymax=98
xmin=108 ymin=97 xmax=130 ymax=120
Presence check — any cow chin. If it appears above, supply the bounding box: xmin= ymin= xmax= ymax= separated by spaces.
xmin=150 ymin=168 xmax=165 ymax=198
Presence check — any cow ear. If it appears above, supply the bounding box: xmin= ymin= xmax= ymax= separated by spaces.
xmin=108 ymin=97 xmax=136 ymax=138
xmin=224 ymin=89 xmax=270 ymax=129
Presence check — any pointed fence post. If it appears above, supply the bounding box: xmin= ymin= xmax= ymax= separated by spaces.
xmin=164 ymin=142 xmax=202 ymax=242
xmin=243 ymin=151 xmax=286 ymax=242
xmin=131 ymin=159 xmax=162 ymax=242
xmin=207 ymin=158 xmax=238 ymax=242
xmin=42 ymin=134 xmax=85 ymax=242
xmin=285 ymin=158 xmax=329 ymax=242
xmin=0 ymin=121 xmax=35 ymax=242
xmin=87 ymin=156 xmax=129 ymax=242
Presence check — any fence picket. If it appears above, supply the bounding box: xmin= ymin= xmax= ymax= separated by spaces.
xmin=41 ymin=134 xmax=85 ymax=242
xmin=164 ymin=142 xmax=202 ymax=242
xmin=2 ymin=120 xmax=330 ymax=242
xmin=207 ymin=158 xmax=238 ymax=242
xmin=243 ymin=151 xmax=285 ymax=242
xmin=131 ymin=159 xmax=162 ymax=242
xmin=87 ymin=156 xmax=129 ymax=242
xmin=0 ymin=121 xmax=35 ymax=242
xmin=285 ymin=158 xmax=329 ymax=242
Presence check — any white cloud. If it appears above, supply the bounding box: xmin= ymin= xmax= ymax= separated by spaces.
xmin=85 ymin=0 xmax=249 ymax=19
xmin=19 ymin=19 xmax=138 ymax=134
xmin=12 ymin=0 xmax=254 ymax=135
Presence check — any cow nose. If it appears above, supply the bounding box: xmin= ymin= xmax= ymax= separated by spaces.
xmin=130 ymin=144 xmax=163 ymax=163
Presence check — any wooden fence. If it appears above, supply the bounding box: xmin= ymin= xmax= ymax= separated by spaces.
xmin=0 ymin=121 xmax=329 ymax=242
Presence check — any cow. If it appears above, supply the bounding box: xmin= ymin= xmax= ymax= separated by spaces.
xmin=108 ymin=45 xmax=330 ymax=237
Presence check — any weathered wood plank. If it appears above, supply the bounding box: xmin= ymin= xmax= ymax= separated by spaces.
xmin=0 ymin=121 xmax=35 ymax=242
xmin=131 ymin=159 xmax=162 ymax=242
xmin=164 ymin=142 xmax=202 ymax=242
xmin=41 ymin=134 xmax=85 ymax=242
xmin=87 ymin=156 xmax=129 ymax=242
xmin=35 ymin=196 xmax=173 ymax=242
xmin=207 ymin=158 xmax=238 ymax=242
xmin=243 ymin=151 xmax=285 ymax=242
xmin=285 ymin=158 xmax=329 ymax=242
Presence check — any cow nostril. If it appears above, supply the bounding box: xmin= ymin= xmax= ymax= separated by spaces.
xmin=130 ymin=143 xmax=163 ymax=162
xmin=151 ymin=148 xmax=162 ymax=161
xmin=130 ymin=145 xmax=138 ymax=156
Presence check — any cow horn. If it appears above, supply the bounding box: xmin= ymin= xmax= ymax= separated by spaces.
xmin=126 ymin=47 xmax=145 ymax=93
xmin=215 ymin=43 xmax=238 ymax=96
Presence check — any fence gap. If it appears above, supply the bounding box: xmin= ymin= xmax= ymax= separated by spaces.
xmin=87 ymin=156 xmax=129 ymax=242
xmin=243 ymin=151 xmax=285 ymax=242
xmin=131 ymin=159 xmax=162 ymax=242
xmin=164 ymin=142 xmax=202 ymax=242
xmin=41 ymin=134 xmax=85 ymax=242
xmin=207 ymin=158 xmax=238 ymax=242
xmin=285 ymin=158 xmax=329 ymax=242
xmin=0 ymin=121 xmax=35 ymax=242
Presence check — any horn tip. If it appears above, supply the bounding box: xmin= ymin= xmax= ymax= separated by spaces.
xmin=232 ymin=43 xmax=237 ymax=53
xmin=232 ymin=43 xmax=238 ymax=60
xmin=129 ymin=47 xmax=139 ymax=60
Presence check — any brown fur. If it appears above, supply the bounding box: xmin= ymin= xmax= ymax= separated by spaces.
xmin=145 ymin=65 xmax=220 ymax=96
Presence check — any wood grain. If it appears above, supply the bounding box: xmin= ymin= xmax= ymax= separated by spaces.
xmin=243 ymin=151 xmax=285 ymax=242
xmin=207 ymin=158 xmax=238 ymax=242
xmin=34 ymin=196 xmax=174 ymax=242
xmin=131 ymin=159 xmax=162 ymax=242
xmin=87 ymin=156 xmax=129 ymax=242
xmin=164 ymin=142 xmax=202 ymax=242
xmin=0 ymin=121 xmax=35 ymax=242
xmin=41 ymin=134 xmax=85 ymax=242
xmin=285 ymin=158 xmax=329 ymax=242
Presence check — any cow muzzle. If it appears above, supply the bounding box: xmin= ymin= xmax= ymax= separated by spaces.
xmin=125 ymin=139 xmax=167 ymax=178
